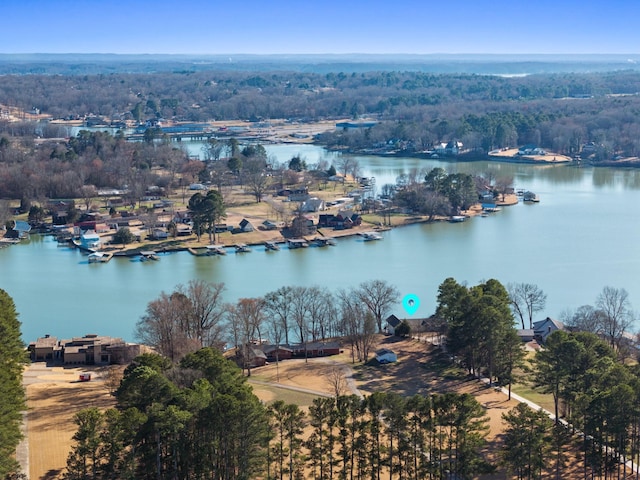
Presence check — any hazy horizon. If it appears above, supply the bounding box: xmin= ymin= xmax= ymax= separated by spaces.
xmin=3 ymin=0 xmax=639 ymax=56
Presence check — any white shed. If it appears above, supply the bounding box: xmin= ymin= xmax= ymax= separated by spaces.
xmin=375 ymin=349 xmax=397 ymax=364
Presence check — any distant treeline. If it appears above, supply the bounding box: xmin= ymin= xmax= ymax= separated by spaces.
xmin=2 ymin=69 xmax=640 ymax=159
xmin=1 ymin=53 xmax=640 ymax=75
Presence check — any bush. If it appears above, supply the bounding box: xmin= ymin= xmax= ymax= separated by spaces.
xmin=395 ymin=320 xmax=411 ymax=337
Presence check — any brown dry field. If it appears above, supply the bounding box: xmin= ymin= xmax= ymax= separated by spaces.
xmin=250 ymin=337 xmax=518 ymax=450
xmin=24 ymin=337 xmax=582 ymax=479
xmin=24 ymin=364 xmax=116 ymax=480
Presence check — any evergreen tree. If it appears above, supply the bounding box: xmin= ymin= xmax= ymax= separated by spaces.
xmin=501 ymin=403 xmax=553 ymax=480
xmin=0 ymin=289 xmax=26 ymax=479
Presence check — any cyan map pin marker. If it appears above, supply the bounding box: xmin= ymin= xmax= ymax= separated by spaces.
xmin=402 ymin=294 xmax=420 ymax=316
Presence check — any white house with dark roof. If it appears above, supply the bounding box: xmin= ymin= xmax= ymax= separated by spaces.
xmin=384 ymin=314 xmax=401 ymax=335
xmin=533 ymin=317 xmax=565 ymax=343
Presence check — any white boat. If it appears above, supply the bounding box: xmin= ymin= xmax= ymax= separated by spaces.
xmin=88 ymin=251 xmax=112 ymax=263
xmin=361 ymin=231 xmax=383 ymax=241
xmin=449 ymin=215 xmax=466 ymax=223
xmin=206 ymin=245 xmax=227 ymax=255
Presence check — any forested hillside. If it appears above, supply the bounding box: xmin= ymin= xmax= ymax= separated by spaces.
xmin=2 ymin=70 xmax=640 ymax=160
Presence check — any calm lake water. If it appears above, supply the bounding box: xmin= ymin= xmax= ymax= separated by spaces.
xmin=2 ymin=143 xmax=640 ymax=343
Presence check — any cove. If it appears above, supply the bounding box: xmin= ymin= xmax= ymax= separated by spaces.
xmin=1 ymin=145 xmax=640 ymax=343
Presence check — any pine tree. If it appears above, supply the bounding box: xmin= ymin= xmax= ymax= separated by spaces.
xmin=0 ymin=289 xmax=26 ymax=478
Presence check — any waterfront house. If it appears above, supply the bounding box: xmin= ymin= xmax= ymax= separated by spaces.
xmin=29 ymin=333 xmax=142 ymax=365
xmin=435 ymin=140 xmax=463 ymax=156
xmin=376 ymin=349 xmax=398 ymax=364
xmin=533 ymin=317 xmax=565 ymax=343
xmin=318 ymin=211 xmax=362 ymax=229
xmin=30 ymin=335 xmax=61 ymax=362
xmin=80 ymin=230 xmax=100 ymax=250
xmin=518 ymin=144 xmax=546 ymax=156
xmin=290 ymin=341 xmax=341 ymax=357
xmin=262 ymin=344 xmax=293 ymax=361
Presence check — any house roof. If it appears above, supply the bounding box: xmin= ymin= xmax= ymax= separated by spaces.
xmin=533 ymin=317 xmax=564 ymax=332
xmin=251 ymin=348 xmax=267 ymax=359
xmin=376 ymin=348 xmax=395 ymax=356
xmin=517 ymin=329 xmax=535 ymax=337
xmin=35 ymin=336 xmax=58 ymax=348
xmin=262 ymin=344 xmax=293 ymax=354
xmin=239 ymin=218 xmax=253 ymax=228
xmin=385 ymin=314 xmax=401 ymax=328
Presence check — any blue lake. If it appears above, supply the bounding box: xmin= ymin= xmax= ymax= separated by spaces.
xmin=2 ymin=144 xmax=640 ymax=343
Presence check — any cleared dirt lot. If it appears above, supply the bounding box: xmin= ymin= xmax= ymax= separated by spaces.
xmin=23 ymin=364 xmax=116 ymax=480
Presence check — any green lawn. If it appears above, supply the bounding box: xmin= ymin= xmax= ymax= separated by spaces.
xmin=511 ymin=384 xmax=556 ymax=413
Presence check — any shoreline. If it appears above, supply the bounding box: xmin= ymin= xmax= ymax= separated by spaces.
xmin=63 ymin=194 xmax=519 ymax=257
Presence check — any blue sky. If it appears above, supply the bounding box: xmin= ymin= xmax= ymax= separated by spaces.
xmin=3 ymin=0 xmax=639 ymax=55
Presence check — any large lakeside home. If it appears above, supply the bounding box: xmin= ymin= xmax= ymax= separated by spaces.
xmin=29 ymin=333 xmax=147 ymax=365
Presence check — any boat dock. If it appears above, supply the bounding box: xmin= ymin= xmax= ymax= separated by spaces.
xmin=311 ymin=237 xmax=336 ymax=247
xmin=140 ymin=251 xmax=159 ymax=261
xmin=87 ymin=251 xmax=113 ymax=263
xmin=287 ymin=239 xmax=309 ymax=249
xmin=264 ymin=241 xmax=280 ymax=251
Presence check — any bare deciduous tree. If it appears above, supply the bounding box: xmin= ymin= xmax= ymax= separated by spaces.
xmin=226 ymin=297 xmax=266 ymax=376
xmin=325 ymin=365 xmax=348 ymax=398
xmin=355 ymin=280 xmax=400 ymax=333
xmin=337 ymin=288 xmax=377 ymax=363
xmin=135 ymin=291 xmax=198 ymax=361
xmin=265 ymin=286 xmax=294 ymax=345
xmin=134 ymin=281 xmax=226 ymax=361
xmin=596 ymin=286 xmax=635 ymax=350
xmin=562 ymin=305 xmax=606 ymax=334
xmin=306 ymin=286 xmax=335 ymax=342
xmin=178 ymin=280 xmax=226 ymax=348
xmin=508 ymin=282 xmax=547 ymax=329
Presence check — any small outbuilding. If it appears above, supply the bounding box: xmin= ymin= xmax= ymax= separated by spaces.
xmin=375 ymin=349 xmax=397 ymax=364
xmin=239 ymin=218 xmax=255 ymax=232
xmin=384 ymin=314 xmax=401 ymax=335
